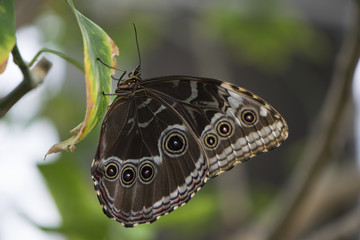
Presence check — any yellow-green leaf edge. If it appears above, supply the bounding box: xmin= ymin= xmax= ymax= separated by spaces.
xmin=0 ymin=0 xmax=16 ymax=73
xmin=45 ymin=0 xmax=119 ymax=158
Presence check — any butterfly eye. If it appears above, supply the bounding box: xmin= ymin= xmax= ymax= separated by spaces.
xmin=204 ymin=133 xmax=218 ymax=148
xmin=164 ymin=131 xmax=187 ymax=154
xmin=104 ymin=162 xmax=119 ymax=179
xmin=217 ymin=121 xmax=232 ymax=137
xmin=121 ymin=165 xmax=136 ymax=186
xmin=241 ymin=109 xmax=257 ymax=125
xmin=139 ymin=162 xmax=155 ymax=183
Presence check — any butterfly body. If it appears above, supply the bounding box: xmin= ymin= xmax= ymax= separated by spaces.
xmin=91 ymin=74 xmax=288 ymax=227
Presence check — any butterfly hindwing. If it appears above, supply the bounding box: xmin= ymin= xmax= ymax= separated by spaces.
xmin=142 ymin=76 xmax=288 ymax=177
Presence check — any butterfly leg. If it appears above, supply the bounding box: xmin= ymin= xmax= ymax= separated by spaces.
xmin=102 ymin=91 xmax=116 ymax=96
xmin=96 ymin=57 xmax=127 ymax=81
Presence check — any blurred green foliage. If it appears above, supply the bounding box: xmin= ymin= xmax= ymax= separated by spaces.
xmin=206 ymin=2 xmax=329 ymax=72
xmin=4 ymin=0 xmax=342 ymax=239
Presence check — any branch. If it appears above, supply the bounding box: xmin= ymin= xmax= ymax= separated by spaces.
xmin=262 ymin=2 xmax=360 ymax=240
xmin=285 ymin=162 xmax=360 ymax=238
xmin=0 ymin=44 xmax=52 ymax=118
xmin=299 ymin=205 xmax=360 ymax=240
xmin=225 ymin=163 xmax=360 ymax=240
xmin=226 ymin=1 xmax=360 ymax=239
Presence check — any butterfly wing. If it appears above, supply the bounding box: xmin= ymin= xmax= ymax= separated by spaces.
xmin=141 ymin=76 xmax=288 ymax=177
xmin=91 ymin=75 xmax=288 ymax=227
xmin=91 ymin=90 xmax=208 ymax=227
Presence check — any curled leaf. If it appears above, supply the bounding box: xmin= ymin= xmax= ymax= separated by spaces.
xmin=45 ymin=0 xmax=119 ymax=158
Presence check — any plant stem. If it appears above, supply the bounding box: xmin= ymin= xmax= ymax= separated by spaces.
xmin=0 ymin=44 xmax=52 ymax=118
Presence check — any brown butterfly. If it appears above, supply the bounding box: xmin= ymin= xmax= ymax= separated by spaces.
xmin=91 ymin=26 xmax=288 ymax=227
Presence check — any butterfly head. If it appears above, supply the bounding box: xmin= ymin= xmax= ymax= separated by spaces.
xmin=115 ymin=24 xmax=143 ymax=93
xmin=116 ymin=65 xmax=142 ymax=92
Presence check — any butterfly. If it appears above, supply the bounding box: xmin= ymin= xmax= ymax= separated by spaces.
xmin=91 ymin=27 xmax=288 ymax=227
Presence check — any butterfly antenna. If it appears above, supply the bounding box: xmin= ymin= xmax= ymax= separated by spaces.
xmin=133 ymin=23 xmax=142 ymax=68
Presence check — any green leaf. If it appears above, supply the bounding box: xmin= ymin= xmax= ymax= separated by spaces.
xmin=38 ymin=156 xmax=111 ymax=240
xmin=0 ymin=0 xmax=16 ymax=73
xmin=45 ymin=0 xmax=119 ymax=158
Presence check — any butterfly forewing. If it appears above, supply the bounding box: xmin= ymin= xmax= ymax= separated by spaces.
xmin=92 ymin=88 xmax=208 ymax=226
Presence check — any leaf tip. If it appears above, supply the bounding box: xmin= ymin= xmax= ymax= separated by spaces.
xmin=44 ymin=136 xmax=78 ymax=160
xmin=0 ymin=57 xmax=9 ymax=74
